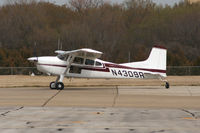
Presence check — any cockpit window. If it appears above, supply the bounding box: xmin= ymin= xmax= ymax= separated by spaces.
xmin=95 ymin=61 xmax=102 ymax=66
xmin=85 ymin=59 xmax=94 ymax=66
xmin=58 ymin=54 xmax=68 ymax=61
xmin=73 ymin=57 xmax=84 ymax=64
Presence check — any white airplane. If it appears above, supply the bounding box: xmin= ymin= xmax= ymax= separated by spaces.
xmin=28 ymin=45 xmax=169 ymax=90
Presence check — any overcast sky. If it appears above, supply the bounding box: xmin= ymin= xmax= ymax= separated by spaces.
xmin=0 ymin=0 xmax=183 ymax=6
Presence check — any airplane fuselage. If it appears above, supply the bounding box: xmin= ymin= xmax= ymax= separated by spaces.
xmin=36 ymin=56 xmax=165 ymax=79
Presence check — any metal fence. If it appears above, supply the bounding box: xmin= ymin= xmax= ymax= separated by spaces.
xmin=167 ymin=66 xmax=200 ymax=75
xmin=0 ymin=66 xmax=200 ymax=75
xmin=0 ymin=67 xmax=40 ymax=75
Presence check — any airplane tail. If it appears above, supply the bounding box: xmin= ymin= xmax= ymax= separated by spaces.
xmin=121 ymin=45 xmax=167 ymax=77
xmin=145 ymin=45 xmax=167 ymax=71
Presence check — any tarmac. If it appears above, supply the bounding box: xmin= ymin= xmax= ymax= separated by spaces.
xmin=0 ymin=86 xmax=200 ymax=132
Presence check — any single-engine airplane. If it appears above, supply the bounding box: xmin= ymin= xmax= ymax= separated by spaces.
xmin=28 ymin=45 xmax=169 ymax=90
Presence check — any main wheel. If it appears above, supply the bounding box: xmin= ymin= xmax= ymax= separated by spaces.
xmin=50 ymin=82 xmax=56 ymax=89
xmin=165 ymin=82 xmax=170 ymax=89
xmin=56 ymin=82 xmax=64 ymax=90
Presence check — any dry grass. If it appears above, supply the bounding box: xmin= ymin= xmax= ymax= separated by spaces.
xmin=0 ymin=75 xmax=200 ymax=88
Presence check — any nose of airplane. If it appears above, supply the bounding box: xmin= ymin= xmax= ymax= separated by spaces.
xmin=28 ymin=57 xmax=38 ymax=62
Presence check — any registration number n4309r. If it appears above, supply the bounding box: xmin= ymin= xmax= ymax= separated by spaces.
xmin=110 ymin=69 xmax=144 ymax=78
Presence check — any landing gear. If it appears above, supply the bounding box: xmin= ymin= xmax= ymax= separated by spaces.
xmin=50 ymin=82 xmax=56 ymax=89
xmin=50 ymin=75 xmax=64 ymax=90
xmin=165 ymin=82 xmax=170 ymax=89
xmin=56 ymin=82 xmax=64 ymax=90
xmin=159 ymin=77 xmax=170 ymax=89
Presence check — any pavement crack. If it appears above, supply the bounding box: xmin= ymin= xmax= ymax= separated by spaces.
xmin=1 ymin=106 xmax=24 ymax=117
xmin=42 ymin=90 xmax=62 ymax=107
xmin=112 ymin=86 xmax=119 ymax=107
xmin=181 ymin=109 xmax=196 ymax=119
xmin=1 ymin=111 xmax=10 ymax=116
xmin=150 ymin=130 xmax=165 ymax=133
xmin=15 ymin=106 xmax=24 ymax=111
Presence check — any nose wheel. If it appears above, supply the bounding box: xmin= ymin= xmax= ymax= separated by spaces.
xmin=50 ymin=81 xmax=64 ymax=90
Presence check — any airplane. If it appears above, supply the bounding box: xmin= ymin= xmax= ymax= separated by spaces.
xmin=28 ymin=45 xmax=169 ymax=90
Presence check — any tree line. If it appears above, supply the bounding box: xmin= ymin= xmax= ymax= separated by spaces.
xmin=0 ymin=0 xmax=200 ymax=67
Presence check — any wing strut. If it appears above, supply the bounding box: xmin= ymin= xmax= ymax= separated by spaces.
xmin=50 ymin=54 xmax=75 ymax=90
xmin=63 ymin=54 xmax=75 ymax=75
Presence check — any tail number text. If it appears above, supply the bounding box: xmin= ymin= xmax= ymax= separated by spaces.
xmin=111 ymin=69 xmax=144 ymax=78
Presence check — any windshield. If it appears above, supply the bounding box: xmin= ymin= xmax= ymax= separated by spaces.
xmin=57 ymin=54 xmax=68 ymax=61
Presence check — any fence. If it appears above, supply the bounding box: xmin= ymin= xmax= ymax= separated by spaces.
xmin=167 ymin=66 xmax=200 ymax=75
xmin=0 ymin=67 xmax=40 ymax=75
xmin=0 ymin=66 xmax=200 ymax=75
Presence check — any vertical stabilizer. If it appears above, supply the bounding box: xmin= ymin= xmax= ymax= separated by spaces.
xmin=121 ymin=45 xmax=167 ymax=77
xmin=145 ymin=45 xmax=167 ymax=70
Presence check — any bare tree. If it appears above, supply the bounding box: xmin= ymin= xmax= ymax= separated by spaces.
xmin=68 ymin=0 xmax=104 ymax=12
xmin=5 ymin=0 xmax=38 ymax=5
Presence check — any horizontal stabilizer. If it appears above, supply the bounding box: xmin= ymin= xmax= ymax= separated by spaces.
xmin=144 ymin=73 xmax=164 ymax=79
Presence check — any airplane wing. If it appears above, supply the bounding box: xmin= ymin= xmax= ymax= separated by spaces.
xmin=55 ymin=48 xmax=103 ymax=59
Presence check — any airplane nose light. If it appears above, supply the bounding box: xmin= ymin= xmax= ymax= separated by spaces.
xmin=28 ymin=57 xmax=38 ymax=62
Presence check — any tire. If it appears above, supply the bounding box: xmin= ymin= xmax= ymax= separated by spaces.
xmin=56 ymin=82 xmax=64 ymax=90
xmin=50 ymin=82 xmax=56 ymax=89
xmin=165 ymin=82 xmax=169 ymax=89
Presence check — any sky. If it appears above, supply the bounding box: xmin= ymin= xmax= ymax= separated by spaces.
xmin=0 ymin=0 xmax=183 ymax=6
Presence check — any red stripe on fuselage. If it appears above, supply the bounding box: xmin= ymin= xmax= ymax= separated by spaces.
xmin=104 ymin=63 xmax=166 ymax=73
xmin=37 ymin=63 xmax=110 ymax=72
xmin=82 ymin=67 xmax=110 ymax=72
xmin=38 ymin=63 xmax=166 ymax=73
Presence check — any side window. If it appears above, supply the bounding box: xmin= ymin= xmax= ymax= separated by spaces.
xmin=73 ymin=57 xmax=84 ymax=64
xmin=95 ymin=61 xmax=102 ymax=66
xmin=85 ymin=59 xmax=94 ymax=66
